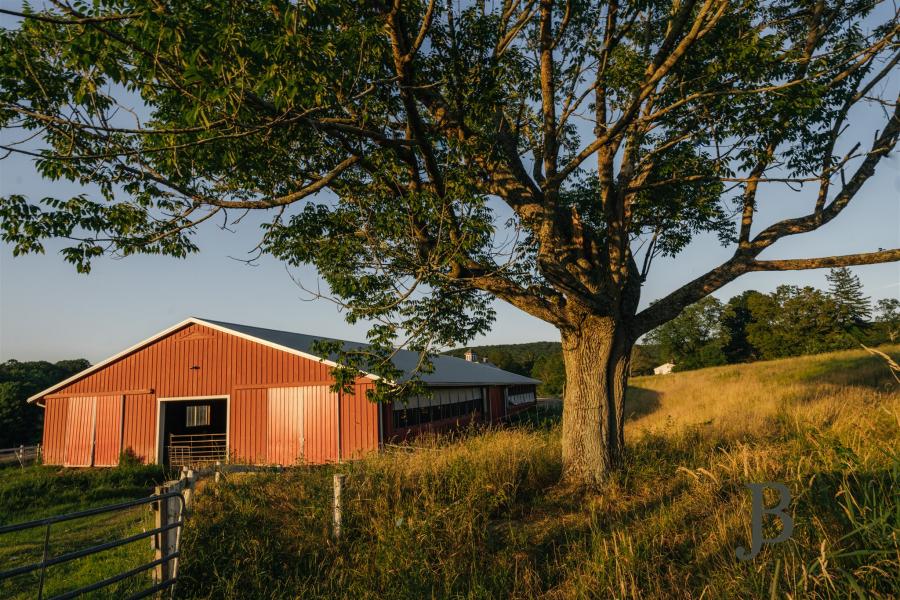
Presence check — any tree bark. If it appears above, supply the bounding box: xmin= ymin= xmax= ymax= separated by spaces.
xmin=560 ymin=315 xmax=632 ymax=485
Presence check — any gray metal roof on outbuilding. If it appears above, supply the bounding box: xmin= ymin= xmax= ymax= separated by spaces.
xmin=201 ymin=319 xmax=541 ymax=387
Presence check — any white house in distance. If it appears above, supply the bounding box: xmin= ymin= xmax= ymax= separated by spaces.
xmin=653 ymin=362 xmax=676 ymax=375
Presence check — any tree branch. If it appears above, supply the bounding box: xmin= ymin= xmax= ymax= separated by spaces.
xmin=750 ymin=249 xmax=900 ymax=271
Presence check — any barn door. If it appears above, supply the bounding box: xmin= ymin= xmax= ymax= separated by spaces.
xmin=266 ymin=387 xmax=304 ymax=465
xmin=302 ymin=386 xmax=339 ymax=464
xmin=42 ymin=398 xmax=69 ymax=465
xmin=231 ymin=388 xmax=267 ymax=464
xmin=94 ymin=395 xmax=124 ymax=466
xmin=64 ymin=396 xmax=97 ymax=467
xmin=267 ymin=386 xmax=339 ymax=465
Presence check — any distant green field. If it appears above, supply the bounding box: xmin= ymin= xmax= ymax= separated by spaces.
xmin=0 ymin=463 xmax=167 ymax=599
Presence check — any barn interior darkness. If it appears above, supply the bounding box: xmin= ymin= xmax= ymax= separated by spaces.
xmin=161 ymin=398 xmax=227 ymax=465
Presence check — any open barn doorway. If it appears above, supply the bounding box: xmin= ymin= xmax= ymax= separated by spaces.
xmin=157 ymin=397 xmax=228 ymax=468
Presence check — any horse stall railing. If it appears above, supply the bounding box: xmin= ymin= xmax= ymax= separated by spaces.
xmin=167 ymin=432 xmax=227 ymax=469
xmin=0 ymin=491 xmax=185 ymax=600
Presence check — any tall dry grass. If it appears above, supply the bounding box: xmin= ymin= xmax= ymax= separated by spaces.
xmin=626 ymin=345 xmax=900 ymax=441
xmin=178 ymin=346 xmax=900 ymax=599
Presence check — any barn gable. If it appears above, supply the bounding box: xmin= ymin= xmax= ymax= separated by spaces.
xmin=29 ymin=318 xmax=352 ymax=403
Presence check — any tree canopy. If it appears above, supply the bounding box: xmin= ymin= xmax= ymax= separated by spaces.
xmin=0 ymin=359 xmax=91 ymax=447
xmin=2 ymin=1 xmax=897 ymax=351
xmin=1 ymin=0 xmax=897 ymax=482
xmin=876 ymin=298 xmax=900 ymax=342
xmin=641 ymin=274 xmax=897 ymax=370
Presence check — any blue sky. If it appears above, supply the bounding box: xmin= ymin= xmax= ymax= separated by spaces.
xmin=1 ymin=7 xmax=898 ymax=364
xmin=2 ymin=142 xmax=896 ymax=364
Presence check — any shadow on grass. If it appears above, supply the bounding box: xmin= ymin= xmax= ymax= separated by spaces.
xmin=796 ymin=350 xmax=900 ymax=390
xmin=625 ymin=386 xmax=662 ymax=421
xmin=509 ymin=387 xmax=661 ymax=430
xmin=509 ymin=403 xmax=563 ymax=430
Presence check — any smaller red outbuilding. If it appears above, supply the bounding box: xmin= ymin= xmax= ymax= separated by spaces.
xmin=29 ymin=318 xmax=539 ymax=468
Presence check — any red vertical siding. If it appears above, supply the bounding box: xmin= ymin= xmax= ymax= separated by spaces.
xmin=489 ymin=386 xmax=505 ymax=421
xmin=266 ymin=387 xmax=303 ymax=465
xmin=64 ymin=396 xmax=95 ymax=467
xmin=38 ymin=322 xmax=395 ymax=466
xmin=48 ymin=323 xmax=334 ymax=398
xmin=257 ymin=386 xmax=343 ymax=465
xmin=343 ymin=381 xmax=379 ymax=459
xmin=94 ymin=395 xmax=123 ymax=466
xmin=41 ymin=323 xmax=340 ymax=466
xmin=42 ymin=398 xmax=68 ymax=465
xmin=122 ymin=393 xmax=157 ymax=462
xmin=231 ymin=388 xmax=267 ymax=463
xmin=305 ymin=385 xmax=339 ymax=463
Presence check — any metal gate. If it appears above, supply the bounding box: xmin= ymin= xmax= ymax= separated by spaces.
xmin=0 ymin=492 xmax=185 ymax=599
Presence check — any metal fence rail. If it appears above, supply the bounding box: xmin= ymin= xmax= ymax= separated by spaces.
xmin=0 ymin=444 xmax=41 ymax=466
xmin=168 ymin=432 xmax=227 ymax=468
xmin=0 ymin=492 xmax=185 ymax=600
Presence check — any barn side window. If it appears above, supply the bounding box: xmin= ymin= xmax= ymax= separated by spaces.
xmin=186 ymin=405 xmax=211 ymax=427
xmin=392 ymin=388 xmax=483 ymax=429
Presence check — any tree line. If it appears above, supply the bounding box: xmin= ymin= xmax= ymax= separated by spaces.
xmin=646 ymin=268 xmax=898 ymax=371
xmin=456 ymin=268 xmax=898 ymax=396
xmin=0 ymin=359 xmax=90 ymax=447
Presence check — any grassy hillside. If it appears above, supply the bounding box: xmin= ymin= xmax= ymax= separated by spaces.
xmin=178 ymin=346 xmax=900 ymax=599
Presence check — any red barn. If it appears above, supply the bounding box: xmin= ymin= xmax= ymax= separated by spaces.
xmin=28 ymin=318 xmax=539 ymax=468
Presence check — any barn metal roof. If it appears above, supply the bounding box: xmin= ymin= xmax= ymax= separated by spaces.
xmin=200 ymin=319 xmax=541 ymax=387
xmin=28 ymin=317 xmax=540 ymax=402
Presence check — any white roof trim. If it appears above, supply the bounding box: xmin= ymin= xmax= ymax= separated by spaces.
xmin=28 ymin=317 xmax=379 ymax=404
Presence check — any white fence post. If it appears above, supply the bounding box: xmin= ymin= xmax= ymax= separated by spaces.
xmin=333 ymin=474 xmax=345 ymax=540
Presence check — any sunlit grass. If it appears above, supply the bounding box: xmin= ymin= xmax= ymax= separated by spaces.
xmin=177 ymin=346 xmax=899 ymax=598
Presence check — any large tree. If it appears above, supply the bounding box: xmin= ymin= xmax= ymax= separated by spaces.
xmin=1 ymin=1 xmax=898 ymax=483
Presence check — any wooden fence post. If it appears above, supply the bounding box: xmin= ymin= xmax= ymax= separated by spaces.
xmin=184 ymin=468 xmax=194 ymax=509
xmin=153 ymin=484 xmax=169 ymax=585
xmin=333 ymin=474 xmax=345 ymax=540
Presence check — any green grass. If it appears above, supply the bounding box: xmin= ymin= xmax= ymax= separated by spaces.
xmin=178 ymin=346 xmax=900 ymax=599
xmin=0 ymin=463 xmax=168 ymax=599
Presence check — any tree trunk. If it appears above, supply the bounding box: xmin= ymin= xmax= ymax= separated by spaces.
xmin=560 ymin=315 xmax=632 ymax=485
